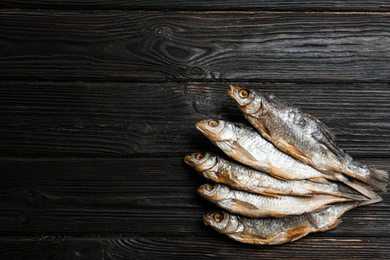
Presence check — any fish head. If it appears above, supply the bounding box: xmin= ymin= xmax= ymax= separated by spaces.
xmin=203 ymin=211 xmax=240 ymax=234
xmin=195 ymin=119 xmax=236 ymax=141
xmin=184 ymin=152 xmax=217 ymax=172
xmin=227 ymin=85 xmax=264 ymax=116
xmin=197 ymin=183 xmax=230 ymax=201
xmin=184 ymin=152 xmax=221 ymax=181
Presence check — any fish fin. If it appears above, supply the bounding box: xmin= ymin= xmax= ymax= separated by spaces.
xmin=335 ymin=183 xmax=368 ymax=201
xmin=309 ymin=118 xmax=345 ymax=160
xmin=371 ymin=169 xmax=389 ymax=181
xmin=336 ymin=174 xmax=378 ymax=199
xmin=317 ymin=136 xmax=345 ymax=160
xmin=256 ymin=121 xmax=272 ymax=140
xmin=310 ymin=115 xmax=336 ymax=142
xmin=260 ymin=191 xmax=283 ymax=197
xmin=269 ymin=165 xmax=329 ymax=184
xmin=312 ymin=203 xmax=332 ymax=213
xmin=328 ymin=219 xmax=342 ymax=230
xmin=273 ymin=137 xmax=313 ymax=165
xmin=357 ymin=195 xmax=382 ymax=207
xmin=231 ymin=198 xmax=259 ymax=211
xmin=308 ymin=177 xmax=329 ymax=184
xmin=267 ymin=210 xmax=287 ymax=218
xmin=319 ymin=168 xmax=337 ymax=178
xmin=216 ymin=173 xmax=238 ymax=187
xmin=285 ymin=230 xmax=311 ymax=243
xmin=268 ymin=166 xmax=293 ymax=181
xmin=230 ymin=141 xmax=259 ymax=163
xmin=362 ymin=175 xmax=387 ymax=192
xmin=229 ymin=234 xmax=269 ymax=245
xmin=319 ymin=219 xmax=342 ymax=232
xmin=343 ymin=164 xmax=388 ymax=191
xmin=283 ymin=223 xmax=312 ymax=243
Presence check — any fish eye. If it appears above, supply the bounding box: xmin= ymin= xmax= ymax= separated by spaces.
xmin=195 ymin=153 xmax=205 ymax=160
xmin=239 ymin=89 xmax=249 ymax=98
xmin=205 ymin=183 xmax=214 ymax=191
xmin=208 ymin=120 xmax=219 ymax=127
xmin=213 ymin=213 xmax=224 ymax=222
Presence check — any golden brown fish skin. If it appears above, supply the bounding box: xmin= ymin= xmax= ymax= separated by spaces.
xmin=198 ymin=183 xmax=353 ymax=218
xmin=203 ymin=198 xmax=382 ymax=245
xmin=227 ymin=85 xmax=388 ymax=192
xmin=185 ymin=152 xmax=367 ymax=200
xmin=195 ymin=119 xmax=329 ymax=183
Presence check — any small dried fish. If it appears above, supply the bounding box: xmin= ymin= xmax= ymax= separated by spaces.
xmin=227 ymin=85 xmax=388 ymax=192
xmin=196 ymin=119 xmax=377 ymax=199
xmin=196 ymin=119 xmax=328 ymax=183
xmin=198 ymin=183 xmax=353 ymax=218
xmin=203 ymin=198 xmax=381 ymax=245
xmin=184 ymin=152 xmax=366 ymax=200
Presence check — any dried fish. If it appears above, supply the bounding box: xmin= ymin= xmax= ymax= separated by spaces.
xmin=198 ymin=183 xmax=353 ymax=218
xmin=203 ymin=198 xmax=381 ymax=245
xmin=196 ymin=119 xmax=327 ymax=183
xmin=227 ymin=85 xmax=388 ymax=192
xmin=196 ymin=119 xmax=377 ymax=199
xmin=185 ymin=152 xmax=366 ymax=200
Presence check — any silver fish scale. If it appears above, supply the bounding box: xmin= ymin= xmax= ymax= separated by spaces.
xmin=240 ymin=213 xmax=310 ymax=238
xmin=217 ymin=158 xmax=336 ymax=195
xmin=262 ymin=96 xmax=373 ymax=181
xmin=231 ymin=123 xmax=324 ymax=181
xmin=214 ymin=185 xmax=350 ymax=217
xmin=236 ymin=202 xmax=357 ymax=238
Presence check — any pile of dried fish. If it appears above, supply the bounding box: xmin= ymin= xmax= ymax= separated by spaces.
xmin=185 ymin=85 xmax=387 ymax=245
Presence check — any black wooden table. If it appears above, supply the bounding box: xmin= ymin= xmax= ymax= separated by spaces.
xmin=1 ymin=1 xmax=389 ymax=259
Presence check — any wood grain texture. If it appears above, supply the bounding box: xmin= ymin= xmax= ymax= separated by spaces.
xmin=1 ymin=3 xmax=390 ymax=258
xmin=0 ymin=236 xmax=389 ymax=260
xmin=1 ymin=11 xmax=390 ymax=82
xmin=2 ymin=0 xmax=390 ymax=11
xmin=0 ymin=157 xmax=388 ymax=237
xmin=1 ymin=81 xmax=390 ymax=157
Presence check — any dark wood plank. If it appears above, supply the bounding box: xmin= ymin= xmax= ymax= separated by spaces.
xmin=1 ymin=81 xmax=390 ymax=157
xmin=1 ymin=0 xmax=390 ymax=11
xmin=1 ymin=11 xmax=390 ymax=82
xmin=0 ymin=157 xmax=388 ymax=236
xmin=0 ymin=236 xmax=389 ymax=260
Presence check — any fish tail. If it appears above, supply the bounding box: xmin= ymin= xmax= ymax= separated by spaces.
xmin=363 ymin=173 xmax=387 ymax=192
xmin=345 ymin=161 xmax=388 ymax=190
xmin=357 ymin=194 xmax=382 ymax=207
xmin=370 ymin=168 xmax=389 ymax=181
xmin=336 ymin=174 xmax=378 ymax=199
xmin=335 ymin=183 xmax=368 ymax=201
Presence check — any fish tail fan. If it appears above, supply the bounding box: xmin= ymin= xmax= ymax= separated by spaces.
xmin=336 ymin=183 xmax=369 ymax=201
xmin=357 ymin=195 xmax=383 ymax=207
xmin=363 ymin=174 xmax=387 ymax=192
xmin=336 ymin=174 xmax=378 ymax=199
xmin=370 ymin=168 xmax=389 ymax=181
xmin=346 ymin=162 xmax=388 ymax=190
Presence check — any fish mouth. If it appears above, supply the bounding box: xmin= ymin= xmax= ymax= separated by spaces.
xmin=184 ymin=154 xmax=193 ymax=165
xmin=226 ymin=84 xmax=236 ymax=99
xmin=195 ymin=121 xmax=206 ymax=134
xmin=197 ymin=185 xmax=213 ymax=199
xmin=202 ymin=214 xmax=211 ymax=226
xmin=198 ymin=187 xmax=218 ymax=203
xmin=197 ymin=184 xmax=206 ymax=196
